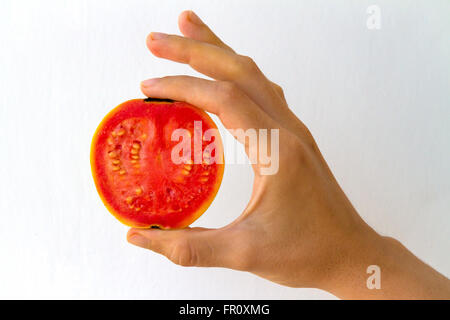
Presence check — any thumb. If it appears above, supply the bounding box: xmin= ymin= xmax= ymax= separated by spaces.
xmin=127 ymin=227 xmax=243 ymax=269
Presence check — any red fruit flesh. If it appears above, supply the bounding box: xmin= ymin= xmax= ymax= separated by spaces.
xmin=90 ymin=99 xmax=224 ymax=229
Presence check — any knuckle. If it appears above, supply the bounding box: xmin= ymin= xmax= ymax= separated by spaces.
xmin=280 ymin=130 xmax=308 ymax=165
xmin=238 ymin=55 xmax=258 ymax=73
xmin=272 ymin=83 xmax=285 ymax=97
xmin=168 ymin=240 xmax=197 ymax=267
xmin=217 ymin=81 xmax=241 ymax=103
xmin=228 ymin=55 xmax=258 ymax=78
xmin=291 ymin=123 xmax=318 ymax=153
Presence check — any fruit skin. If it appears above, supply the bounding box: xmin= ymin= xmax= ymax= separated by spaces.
xmin=90 ymin=98 xmax=224 ymax=229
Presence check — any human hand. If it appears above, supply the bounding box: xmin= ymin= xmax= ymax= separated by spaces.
xmin=127 ymin=11 xmax=450 ymax=299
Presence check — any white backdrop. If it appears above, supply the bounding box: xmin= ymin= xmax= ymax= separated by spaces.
xmin=0 ymin=0 xmax=449 ymax=299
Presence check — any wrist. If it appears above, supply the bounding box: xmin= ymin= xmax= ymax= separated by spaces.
xmin=320 ymin=228 xmax=450 ymax=299
xmin=316 ymin=225 xmax=385 ymax=298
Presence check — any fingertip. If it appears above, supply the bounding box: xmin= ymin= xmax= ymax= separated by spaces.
xmin=127 ymin=230 xmax=147 ymax=248
xmin=180 ymin=10 xmax=206 ymax=34
xmin=145 ymin=33 xmax=156 ymax=53
xmin=145 ymin=32 xmax=152 ymax=47
xmin=145 ymin=34 xmax=164 ymax=58
xmin=140 ymin=84 xmax=151 ymax=98
xmin=178 ymin=11 xmax=191 ymax=35
xmin=140 ymin=81 xmax=147 ymax=94
xmin=141 ymin=78 xmax=158 ymax=90
xmin=178 ymin=10 xmax=191 ymax=27
xmin=186 ymin=10 xmax=204 ymax=26
xmin=146 ymin=32 xmax=168 ymax=46
xmin=127 ymin=228 xmax=164 ymax=248
xmin=127 ymin=228 xmax=140 ymax=240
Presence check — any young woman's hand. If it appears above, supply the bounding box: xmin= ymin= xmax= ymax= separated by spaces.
xmin=127 ymin=11 xmax=450 ymax=299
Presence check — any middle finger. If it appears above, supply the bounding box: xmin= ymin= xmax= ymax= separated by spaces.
xmin=147 ymin=33 xmax=285 ymax=119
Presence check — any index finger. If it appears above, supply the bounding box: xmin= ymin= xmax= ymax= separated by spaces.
xmin=178 ymin=10 xmax=235 ymax=53
xmin=141 ymin=75 xmax=275 ymax=133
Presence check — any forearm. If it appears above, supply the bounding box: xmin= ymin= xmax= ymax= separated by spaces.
xmin=324 ymin=230 xmax=450 ymax=299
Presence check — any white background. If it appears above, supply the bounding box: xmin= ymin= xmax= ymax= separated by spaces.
xmin=0 ymin=0 xmax=449 ymax=299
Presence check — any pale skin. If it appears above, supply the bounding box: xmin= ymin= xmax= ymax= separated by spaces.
xmin=127 ymin=11 xmax=450 ymax=299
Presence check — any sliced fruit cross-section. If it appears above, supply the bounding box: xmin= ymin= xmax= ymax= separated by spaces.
xmin=90 ymin=98 xmax=224 ymax=229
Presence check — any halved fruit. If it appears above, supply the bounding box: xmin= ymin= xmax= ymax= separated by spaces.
xmin=90 ymin=98 xmax=224 ymax=229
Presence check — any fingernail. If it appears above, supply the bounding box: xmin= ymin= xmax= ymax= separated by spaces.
xmin=141 ymin=78 xmax=159 ymax=88
xmin=128 ymin=233 xmax=147 ymax=248
xmin=150 ymin=32 xmax=168 ymax=40
xmin=187 ymin=11 xmax=204 ymax=25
